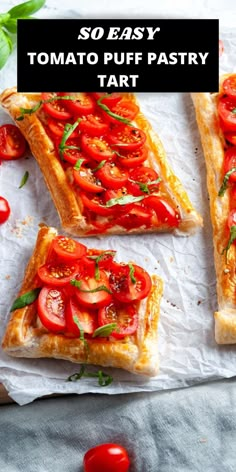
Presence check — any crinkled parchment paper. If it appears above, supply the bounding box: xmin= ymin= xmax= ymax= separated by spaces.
xmin=0 ymin=2 xmax=236 ymax=404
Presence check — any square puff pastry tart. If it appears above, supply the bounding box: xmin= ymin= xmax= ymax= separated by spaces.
xmin=192 ymin=74 xmax=236 ymax=344
xmin=0 ymin=88 xmax=202 ymax=237
xmin=2 ymin=226 xmax=163 ymax=377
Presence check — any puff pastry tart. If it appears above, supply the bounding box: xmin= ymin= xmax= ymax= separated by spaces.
xmin=0 ymin=89 xmax=202 ymax=236
xmin=2 ymin=226 xmax=163 ymax=376
xmin=192 ymin=74 xmax=236 ymax=344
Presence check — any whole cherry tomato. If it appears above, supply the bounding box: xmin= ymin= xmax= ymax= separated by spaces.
xmin=0 ymin=196 xmax=10 ymax=224
xmin=83 ymin=443 xmax=130 ymax=472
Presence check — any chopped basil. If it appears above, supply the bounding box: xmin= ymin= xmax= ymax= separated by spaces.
xmin=87 ymin=251 xmax=115 ymax=281
xmin=232 ymin=108 xmax=236 ymax=114
xmin=70 ymin=279 xmax=112 ymax=295
xmin=218 ymin=167 xmax=236 ymax=196
xmin=130 ymin=177 xmax=161 ymax=194
xmin=74 ymin=158 xmax=84 ymax=171
xmin=59 ymin=118 xmax=81 ymax=159
xmin=10 ymin=287 xmax=41 ymax=311
xmin=106 ymin=194 xmax=145 ymax=207
xmin=92 ymin=160 xmax=106 ymax=172
xmin=92 ymin=323 xmax=117 ymax=338
xmin=128 ymin=263 xmax=136 ymax=284
xmin=222 ymin=225 xmax=236 ymax=259
xmin=19 ymin=171 xmax=29 ymax=189
xmin=73 ymin=315 xmax=89 ymax=354
xmin=16 ymin=95 xmax=79 ymax=121
xmin=96 ymin=96 xmax=132 ymax=126
xmin=67 ymin=365 xmax=113 ymax=387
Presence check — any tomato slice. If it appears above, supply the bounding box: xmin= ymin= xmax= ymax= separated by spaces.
xmin=102 ymin=100 xmax=139 ymax=124
xmin=108 ymin=126 xmax=146 ymax=152
xmin=144 ymin=196 xmax=180 ymax=227
xmin=114 ymin=204 xmax=153 ymax=229
xmin=38 ymin=262 xmax=79 ymax=287
xmin=222 ymin=75 xmax=236 ymax=102
xmin=92 ymin=92 xmax=122 ymax=107
xmin=103 ymin=188 xmax=136 ymax=214
xmin=79 ymin=114 xmax=109 ymax=136
xmin=109 ymin=263 xmax=152 ymax=303
xmin=47 ymin=118 xmax=79 ymax=139
xmin=63 ymin=93 xmax=95 ymax=116
xmin=81 ymin=135 xmax=116 ymax=161
xmin=98 ymin=303 xmax=138 ymax=339
xmin=118 ymin=146 xmax=148 ymax=168
xmin=225 ymin=133 xmax=236 ymax=146
xmin=42 ymin=92 xmax=72 ymax=120
xmin=230 ymin=186 xmax=236 ymax=209
xmin=58 ymin=141 xmax=89 ymax=166
xmin=80 ymin=192 xmax=114 ymax=216
xmin=37 ymin=287 xmax=66 ymax=333
xmin=52 ymin=236 xmax=87 ymax=261
xmin=227 ymin=208 xmax=236 ymax=229
xmin=0 ymin=196 xmax=10 ymax=224
xmin=83 ymin=443 xmax=130 ymax=472
xmin=128 ymin=166 xmax=160 ymax=195
xmin=74 ymin=271 xmax=112 ymax=309
xmin=73 ymin=166 xmax=104 ymax=193
xmin=218 ymin=97 xmax=236 ymax=132
xmin=96 ymin=162 xmax=128 ymax=189
xmin=83 ymin=250 xmax=117 ymax=277
xmin=66 ymin=297 xmax=97 ymax=336
xmin=223 ymin=146 xmax=236 ymax=182
xmin=0 ymin=124 xmax=26 ymax=160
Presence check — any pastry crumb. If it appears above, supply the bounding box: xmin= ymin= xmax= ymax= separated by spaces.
xmin=5 ymin=275 xmax=11 ymax=280
xmin=11 ymin=215 xmax=34 ymax=238
xmin=169 ymin=256 xmax=174 ymax=263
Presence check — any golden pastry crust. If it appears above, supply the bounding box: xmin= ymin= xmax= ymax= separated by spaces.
xmin=0 ymin=88 xmax=202 ymax=236
xmin=192 ymin=74 xmax=236 ymax=344
xmin=2 ymin=226 xmax=163 ymax=376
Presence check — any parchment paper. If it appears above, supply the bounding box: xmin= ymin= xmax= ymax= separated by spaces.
xmin=0 ymin=2 xmax=236 ymax=405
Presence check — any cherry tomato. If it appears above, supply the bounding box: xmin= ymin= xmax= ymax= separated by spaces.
xmin=82 ymin=250 xmax=116 ymax=277
xmin=223 ymin=146 xmax=236 ymax=182
xmin=81 ymin=135 xmax=116 ymax=161
xmin=75 ymin=270 xmax=112 ymax=309
xmin=0 ymin=124 xmax=26 ymax=160
xmin=58 ymin=141 xmax=89 ymax=166
xmin=73 ymin=166 xmax=104 ymax=193
xmin=66 ymin=297 xmax=97 ymax=336
xmin=218 ymin=97 xmax=236 ymax=132
xmin=222 ymin=75 xmax=236 ymax=102
xmin=79 ymin=114 xmax=109 ymax=136
xmin=52 ymin=236 xmax=87 ymax=261
xmin=225 ymin=133 xmax=236 ymax=146
xmin=103 ymin=188 xmax=136 ymax=214
xmin=42 ymin=92 xmax=72 ymax=120
xmin=114 ymin=204 xmax=153 ymax=229
xmin=144 ymin=196 xmax=180 ymax=227
xmin=80 ymin=192 xmax=114 ymax=216
xmin=97 ymin=162 xmax=128 ymax=189
xmin=0 ymin=196 xmax=10 ymax=224
xmin=118 ymin=146 xmax=148 ymax=168
xmin=102 ymin=100 xmax=139 ymax=124
xmin=128 ymin=166 xmax=160 ymax=195
xmin=83 ymin=443 xmax=130 ymax=472
xmin=63 ymin=93 xmax=95 ymax=116
xmin=108 ymin=126 xmax=146 ymax=152
xmin=38 ymin=262 xmax=79 ymax=287
xmin=110 ymin=263 xmax=152 ymax=303
xmin=98 ymin=303 xmax=138 ymax=339
xmin=38 ymin=287 xmax=66 ymax=333
xmin=230 ymin=186 xmax=236 ymax=208
xmin=92 ymin=92 xmax=122 ymax=107
xmin=227 ymin=208 xmax=236 ymax=229
xmin=47 ymin=118 xmax=79 ymax=139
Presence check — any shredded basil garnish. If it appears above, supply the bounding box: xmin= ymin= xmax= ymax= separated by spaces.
xmin=218 ymin=167 xmax=236 ymax=196
xmin=10 ymin=287 xmax=41 ymax=311
xmin=19 ymin=170 xmax=29 ymax=189
xmin=106 ymin=194 xmax=145 ymax=207
xmin=87 ymin=251 xmax=115 ymax=281
xmin=74 ymin=158 xmax=84 ymax=171
xmin=222 ymin=225 xmax=236 ymax=259
xmin=130 ymin=177 xmax=161 ymax=194
xmin=92 ymin=160 xmax=106 ymax=172
xmin=92 ymin=323 xmax=117 ymax=338
xmin=67 ymin=365 xmax=113 ymax=387
xmin=70 ymin=279 xmax=112 ymax=294
xmin=58 ymin=118 xmax=81 ymax=159
xmin=96 ymin=96 xmax=132 ymax=126
xmin=73 ymin=315 xmax=89 ymax=354
xmin=128 ymin=263 xmax=136 ymax=284
xmin=232 ymin=108 xmax=236 ymax=115
xmin=16 ymin=94 xmax=79 ymax=121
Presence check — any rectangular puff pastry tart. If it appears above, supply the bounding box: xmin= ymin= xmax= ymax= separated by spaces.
xmin=192 ymin=73 xmax=236 ymax=344
xmin=0 ymin=89 xmax=202 ymax=236
xmin=2 ymin=226 xmax=163 ymax=376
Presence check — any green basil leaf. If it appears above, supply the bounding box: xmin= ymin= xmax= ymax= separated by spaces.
xmin=218 ymin=167 xmax=236 ymax=197
xmin=0 ymin=27 xmax=12 ymax=70
xmin=19 ymin=170 xmax=29 ymax=189
xmin=59 ymin=118 xmax=81 ymax=157
xmin=8 ymin=0 xmax=46 ymax=19
xmin=74 ymin=158 xmax=84 ymax=171
xmin=10 ymin=287 xmax=41 ymax=311
xmin=87 ymin=251 xmax=115 ymax=281
xmin=97 ymin=96 xmax=132 ymax=126
xmin=92 ymin=323 xmax=117 ymax=338
xmin=128 ymin=263 xmax=136 ymax=284
xmin=67 ymin=365 xmax=113 ymax=387
xmin=70 ymin=279 xmax=112 ymax=295
xmin=232 ymin=108 xmax=236 ymax=115
xmin=222 ymin=225 xmax=236 ymax=258
xmin=106 ymin=194 xmax=145 ymax=207
xmin=0 ymin=13 xmax=10 ymax=25
xmin=92 ymin=160 xmax=106 ymax=173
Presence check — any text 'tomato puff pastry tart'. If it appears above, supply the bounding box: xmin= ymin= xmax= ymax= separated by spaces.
xmin=192 ymin=73 xmax=236 ymax=344
xmin=0 ymin=89 xmax=202 ymax=237
xmin=2 ymin=226 xmax=163 ymax=376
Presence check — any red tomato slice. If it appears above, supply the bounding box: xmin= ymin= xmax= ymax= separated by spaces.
xmin=228 ymin=208 xmax=236 ymax=229
xmin=0 ymin=196 xmax=10 ymax=224
xmin=42 ymin=92 xmax=72 ymax=120
xmin=73 ymin=166 xmax=104 ymax=193
xmin=223 ymin=146 xmax=236 ymax=182
xmin=144 ymin=196 xmax=180 ymax=227
xmin=47 ymin=118 xmax=79 ymax=139
xmin=66 ymin=297 xmax=97 ymax=336
xmin=82 ymin=251 xmax=117 ymax=277
xmin=118 ymin=146 xmax=148 ymax=168
xmin=38 ymin=262 xmax=79 ymax=287
xmin=0 ymin=124 xmax=26 ymax=160
xmin=98 ymin=303 xmax=138 ymax=339
xmin=103 ymin=188 xmax=135 ymax=214
xmin=63 ymin=93 xmax=95 ymax=116
xmin=218 ymin=97 xmax=236 ymax=132
xmin=225 ymin=133 xmax=236 ymax=146
xmin=83 ymin=443 xmax=130 ymax=472
xmin=92 ymin=92 xmax=122 ymax=107
xmin=80 ymin=192 xmax=114 ymax=216
xmin=96 ymin=162 xmax=128 ymax=189
xmin=222 ymin=75 xmax=236 ymax=101
xmin=108 ymin=126 xmax=146 ymax=152
xmin=37 ymin=287 xmax=67 ymax=333
xmin=110 ymin=263 xmax=152 ymax=303
xmin=52 ymin=236 xmax=87 ymax=261
xmin=81 ymin=135 xmax=116 ymax=161
xmin=114 ymin=204 xmax=153 ymax=229
xmin=57 ymin=140 xmax=89 ymax=166
xmin=128 ymin=166 xmax=160 ymax=195
xmin=74 ymin=271 xmax=112 ymax=309
xmin=79 ymin=114 xmax=109 ymax=136
xmin=102 ymin=100 xmax=139 ymax=124
xmin=230 ymin=186 xmax=236 ymax=209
